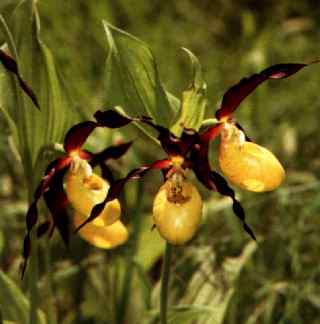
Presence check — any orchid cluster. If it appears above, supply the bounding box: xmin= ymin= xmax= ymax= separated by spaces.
xmin=23 ymin=61 xmax=311 ymax=274
xmin=22 ymin=121 xmax=131 ymax=275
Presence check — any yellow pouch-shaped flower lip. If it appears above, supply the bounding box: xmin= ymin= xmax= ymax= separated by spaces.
xmin=74 ymin=212 xmax=128 ymax=249
xmin=219 ymin=123 xmax=285 ymax=192
xmin=153 ymin=177 xmax=203 ymax=245
xmin=64 ymin=170 xmax=121 ymax=226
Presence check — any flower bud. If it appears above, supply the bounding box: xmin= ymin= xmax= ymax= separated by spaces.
xmin=64 ymin=163 xmax=120 ymax=226
xmin=73 ymin=213 xmax=128 ymax=249
xmin=219 ymin=123 xmax=285 ymax=192
xmin=153 ymin=175 xmax=203 ymax=245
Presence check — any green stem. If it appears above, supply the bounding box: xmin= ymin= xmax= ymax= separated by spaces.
xmin=42 ymin=238 xmax=57 ymax=324
xmin=28 ymin=234 xmax=39 ymax=324
xmin=116 ymin=182 xmax=144 ymax=324
xmin=160 ymin=243 xmax=173 ymax=324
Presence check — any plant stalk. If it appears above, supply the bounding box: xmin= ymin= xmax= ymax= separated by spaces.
xmin=42 ymin=238 xmax=57 ymax=324
xmin=28 ymin=234 xmax=39 ymax=324
xmin=160 ymin=242 xmax=172 ymax=324
xmin=116 ymin=182 xmax=144 ymax=324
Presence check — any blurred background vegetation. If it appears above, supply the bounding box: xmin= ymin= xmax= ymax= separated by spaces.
xmin=0 ymin=1 xmax=320 ymax=323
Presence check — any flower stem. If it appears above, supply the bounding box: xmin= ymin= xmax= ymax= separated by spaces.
xmin=28 ymin=234 xmax=39 ymax=324
xmin=116 ymin=182 xmax=144 ymax=324
xmin=160 ymin=243 xmax=172 ymax=324
xmin=42 ymin=238 xmax=57 ymax=324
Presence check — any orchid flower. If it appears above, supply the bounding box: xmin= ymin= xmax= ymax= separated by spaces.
xmin=74 ymin=110 xmax=256 ymax=245
xmin=75 ymin=61 xmax=314 ymax=245
xmin=215 ymin=63 xmax=312 ymax=191
xmin=22 ymin=120 xmax=131 ymax=276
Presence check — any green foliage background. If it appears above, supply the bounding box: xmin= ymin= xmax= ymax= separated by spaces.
xmin=0 ymin=1 xmax=319 ymax=323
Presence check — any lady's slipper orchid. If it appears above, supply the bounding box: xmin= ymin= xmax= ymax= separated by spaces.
xmin=65 ymin=162 xmax=121 ymax=226
xmin=74 ymin=110 xmax=256 ymax=245
xmin=75 ymin=62 xmax=314 ymax=245
xmin=219 ymin=122 xmax=285 ymax=192
xmin=153 ymin=174 xmax=203 ymax=244
xmin=22 ymin=120 xmax=131 ymax=276
xmin=74 ymin=213 xmax=128 ymax=249
xmin=214 ymin=63 xmax=313 ymax=192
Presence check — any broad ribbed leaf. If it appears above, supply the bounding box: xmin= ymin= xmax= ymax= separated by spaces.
xmin=0 ymin=1 xmax=77 ymax=186
xmin=103 ymin=21 xmax=178 ymax=128
xmin=0 ymin=271 xmax=46 ymax=324
xmin=172 ymin=48 xmax=207 ymax=135
xmin=180 ymin=242 xmax=257 ymax=324
xmin=168 ymin=305 xmax=212 ymax=324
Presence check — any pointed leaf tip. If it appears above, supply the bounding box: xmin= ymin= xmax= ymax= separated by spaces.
xmin=102 ymin=22 xmax=178 ymax=127
xmin=171 ymin=48 xmax=207 ymax=134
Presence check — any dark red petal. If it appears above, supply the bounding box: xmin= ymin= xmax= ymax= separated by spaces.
xmin=34 ymin=157 xmax=71 ymax=200
xmin=209 ymin=171 xmax=256 ymax=241
xmin=94 ymin=110 xmax=133 ymax=128
xmin=262 ymin=63 xmax=306 ymax=79
xmin=99 ymin=163 xmax=114 ymax=183
xmin=26 ymin=202 xmax=38 ymax=232
xmin=37 ymin=220 xmax=52 ymax=238
xmin=148 ymin=159 xmax=173 ymax=170
xmin=78 ymin=150 xmax=93 ymax=160
xmin=96 ymin=110 xmax=195 ymax=156
xmin=0 ymin=49 xmax=40 ymax=110
xmin=90 ymin=142 xmax=132 ymax=167
xmin=216 ymin=63 xmax=307 ymax=120
xmin=141 ymin=117 xmax=195 ymax=156
xmin=74 ymin=159 xmax=172 ymax=232
xmin=74 ymin=178 xmax=127 ymax=232
xmin=159 ymin=131 xmax=187 ymax=156
xmin=22 ymin=234 xmax=31 ymax=261
xmin=22 ymin=158 xmax=71 ymax=276
xmin=21 ymin=234 xmax=31 ymax=278
xmin=17 ymin=76 xmax=40 ymax=109
xmin=141 ymin=117 xmax=184 ymax=155
xmin=34 ymin=167 xmax=55 ymax=200
xmin=179 ymin=128 xmax=199 ymax=154
xmin=190 ymin=142 xmax=256 ymax=240
xmin=43 ymin=169 xmax=71 ymax=245
xmin=199 ymin=124 xmax=223 ymax=143
xmin=0 ymin=49 xmax=18 ymax=73
xmin=123 ymin=159 xmax=172 ymax=181
xmin=63 ymin=121 xmax=98 ymax=153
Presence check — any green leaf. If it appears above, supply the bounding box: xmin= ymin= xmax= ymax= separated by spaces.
xmin=0 ymin=271 xmax=46 ymax=324
xmin=180 ymin=241 xmax=257 ymax=324
xmin=0 ymin=1 xmax=78 ymax=187
xmin=103 ymin=21 xmax=179 ymax=129
xmin=171 ymin=48 xmax=207 ymax=135
xmin=168 ymin=305 xmax=212 ymax=324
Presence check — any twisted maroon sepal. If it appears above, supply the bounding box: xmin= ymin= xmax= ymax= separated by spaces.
xmin=74 ymin=159 xmax=172 ymax=233
xmin=216 ymin=63 xmax=309 ymax=120
xmin=0 ymin=49 xmax=40 ymax=109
